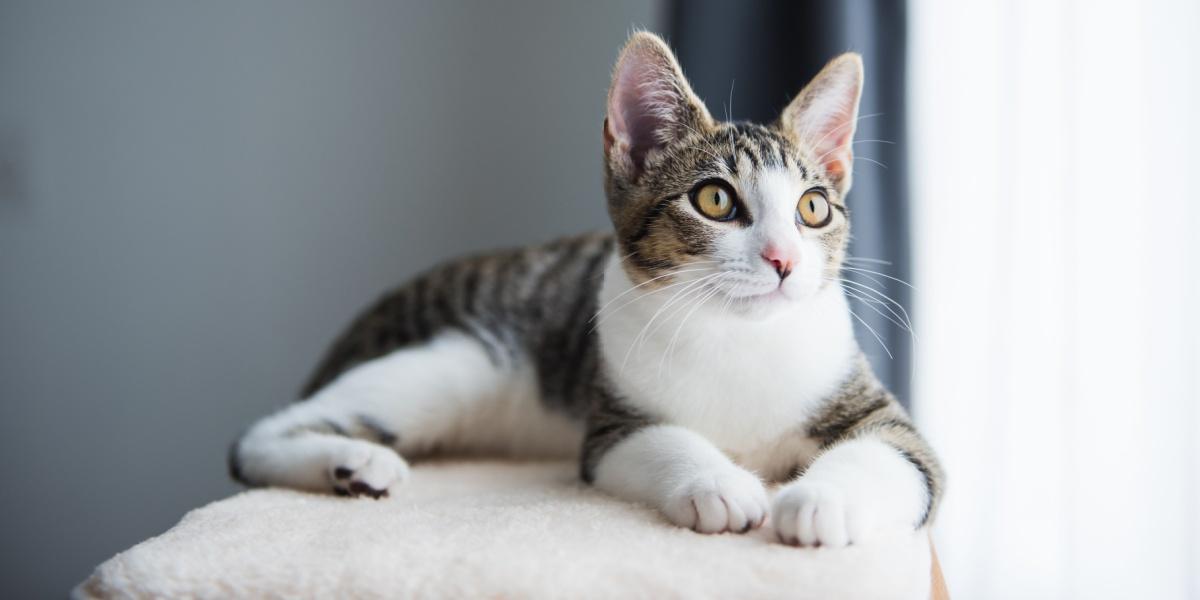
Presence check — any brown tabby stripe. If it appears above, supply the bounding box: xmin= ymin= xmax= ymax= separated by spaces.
xmin=578 ymin=381 xmax=657 ymax=482
xmin=804 ymin=354 xmax=945 ymax=526
xmin=298 ymin=233 xmax=615 ymax=414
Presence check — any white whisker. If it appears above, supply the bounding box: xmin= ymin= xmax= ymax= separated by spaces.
xmin=591 ymin=263 xmax=718 ymax=325
xmin=853 ymin=155 xmax=888 ymax=169
xmin=847 ymin=307 xmax=893 ymax=360
xmin=619 ymin=272 xmax=722 ymax=373
xmin=841 ymin=287 xmax=912 ymax=334
xmin=844 ymin=256 xmax=893 ymax=266
xmin=840 ymin=266 xmax=915 ymax=289
xmin=835 ymin=278 xmax=914 ymax=331
xmin=658 ymin=274 xmax=728 ymax=379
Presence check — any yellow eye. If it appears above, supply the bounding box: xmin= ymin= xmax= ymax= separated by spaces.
xmin=691 ymin=182 xmax=737 ymax=221
xmin=797 ymin=189 xmax=832 ymax=227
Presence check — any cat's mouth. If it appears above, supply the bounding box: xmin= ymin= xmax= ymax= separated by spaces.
xmin=743 ymin=288 xmax=788 ymax=302
xmin=723 ymin=285 xmax=791 ymax=309
xmin=688 ymin=269 xmax=815 ymax=312
xmin=718 ymin=276 xmax=822 ymax=311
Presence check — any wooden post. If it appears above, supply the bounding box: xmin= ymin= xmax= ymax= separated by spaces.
xmin=930 ymin=535 xmax=949 ymax=600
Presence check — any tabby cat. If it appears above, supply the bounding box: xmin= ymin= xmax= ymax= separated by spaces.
xmin=230 ymin=32 xmax=943 ymax=547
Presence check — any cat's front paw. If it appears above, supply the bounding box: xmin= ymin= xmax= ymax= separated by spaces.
xmin=772 ymin=479 xmax=866 ymax=548
xmin=773 ymin=438 xmax=930 ymax=547
xmin=329 ymin=440 xmax=409 ymax=499
xmin=662 ymin=468 xmax=769 ymax=534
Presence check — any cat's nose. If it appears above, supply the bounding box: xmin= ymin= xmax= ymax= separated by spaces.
xmin=761 ymin=249 xmax=793 ymax=281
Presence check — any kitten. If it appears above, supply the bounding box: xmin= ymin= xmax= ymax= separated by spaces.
xmin=230 ymin=32 xmax=943 ymax=547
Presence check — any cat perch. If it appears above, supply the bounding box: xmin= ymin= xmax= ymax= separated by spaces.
xmin=75 ymin=461 xmax=946 ymax=599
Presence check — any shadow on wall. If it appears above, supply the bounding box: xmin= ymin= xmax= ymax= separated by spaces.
xmin=0 ymin=129 xmax=28 ymax=214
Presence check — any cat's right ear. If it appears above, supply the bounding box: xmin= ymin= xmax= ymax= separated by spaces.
xmin=604 ymin=32 xmax=712 ymax=181
xmin=779 ymin=53 xmax=864 ymax=194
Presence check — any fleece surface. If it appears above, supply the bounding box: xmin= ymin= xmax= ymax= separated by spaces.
xmin=76 ymin=460 xmax=932 ymax=599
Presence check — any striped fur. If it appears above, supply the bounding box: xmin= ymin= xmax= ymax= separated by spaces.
xmin=300 ymin=232 xmax=613 ymax=415
xmin=806 ymin=355 xmax=944 ymax=526
xmin=229 ymin=32 xmax=943 ymax=544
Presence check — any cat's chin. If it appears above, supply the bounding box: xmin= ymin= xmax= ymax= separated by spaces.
xmin=723 ymin=289 xmax=798 ymax=319
xmin=722 ymin=282 xmax=828 ymax=319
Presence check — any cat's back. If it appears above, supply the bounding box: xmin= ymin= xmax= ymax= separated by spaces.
xmin=299 ymin=232 xmax=615 ymax=399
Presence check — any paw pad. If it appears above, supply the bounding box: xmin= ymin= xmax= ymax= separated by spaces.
xmin=333 ymin=479 xmax=389 ymax=499
xmin=327 ymin=441 xmax=408 ymax=500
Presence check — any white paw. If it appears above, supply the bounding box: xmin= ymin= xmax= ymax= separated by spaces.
xmin=773 ymin=438 xmax=929 ymax=547
xmin=772 ymin=479 xmax=869 ymax=547
xmin=329 ymin=440 xmax=410 ymax=499
xmin=662 ymin=467 xmax=770 ymax=534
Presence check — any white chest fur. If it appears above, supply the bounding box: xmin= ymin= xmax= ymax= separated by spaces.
xmin=595 ymin=255 xmax=858 ymax=465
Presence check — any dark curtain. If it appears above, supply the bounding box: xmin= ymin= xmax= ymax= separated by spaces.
xmin=666 ymin=0 xmax=913 ymax=407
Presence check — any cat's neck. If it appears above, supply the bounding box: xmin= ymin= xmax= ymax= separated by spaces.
xmin=595 ymin=251 xmax=859 ymax=448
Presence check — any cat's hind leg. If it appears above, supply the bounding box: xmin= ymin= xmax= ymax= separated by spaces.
xmin=230 ymin=330 xmax=565 ymax=497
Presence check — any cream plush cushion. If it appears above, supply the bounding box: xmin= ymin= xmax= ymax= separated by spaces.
xmin=75 ymin=460 xmax=932 ymax=599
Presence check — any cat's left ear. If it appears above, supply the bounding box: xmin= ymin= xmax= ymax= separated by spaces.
xmin=780 ymin=53 xmax=864 ymax=193
xmin=605 ymin=32 xmax=713 ymax=182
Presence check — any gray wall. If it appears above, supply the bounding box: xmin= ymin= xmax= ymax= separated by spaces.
xmin=0 ymin=1 xmax=660 ymax=595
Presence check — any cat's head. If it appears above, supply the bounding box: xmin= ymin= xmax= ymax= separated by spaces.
xmin=603 ymin=32 xmax=862 ymax=316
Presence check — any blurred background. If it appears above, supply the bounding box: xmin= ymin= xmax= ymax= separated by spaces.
xmin=0 ymin=1 xmax=1196 ymax=597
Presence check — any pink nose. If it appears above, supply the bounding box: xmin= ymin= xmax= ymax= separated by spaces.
xmin=761 ymin=247 xmax=794 ymax=280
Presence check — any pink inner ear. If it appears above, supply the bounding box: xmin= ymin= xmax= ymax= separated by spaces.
xmin=617 ymin=68 xmax=666 ymax=168
xmin=607 ymin=46 xmax=681 ymax=175
xmin=785 ymin=58 xmax=863 ymax=184
xmin=818 ymin=127 xmax=853 ymax=180
xmin=806 ymin=99 xmax=857 ymax=179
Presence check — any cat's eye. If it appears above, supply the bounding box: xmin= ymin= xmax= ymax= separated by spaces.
xmin=690 ymin=181 xmax=738 ymax=221
xmin=797 ymin=189 xmax=832 ymax=228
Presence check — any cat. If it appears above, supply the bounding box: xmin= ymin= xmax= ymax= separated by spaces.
xmin=229 ymin=31 xmax=943 ymax=547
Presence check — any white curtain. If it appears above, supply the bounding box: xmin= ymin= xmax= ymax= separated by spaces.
xmin=909 ymin=1 xmax=1199 ymax=598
